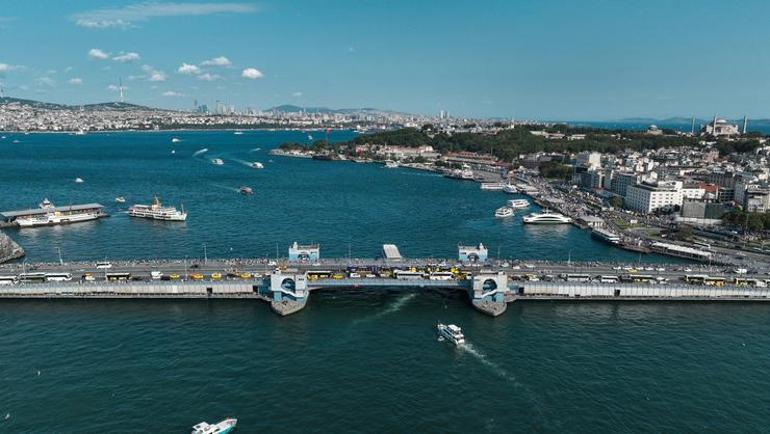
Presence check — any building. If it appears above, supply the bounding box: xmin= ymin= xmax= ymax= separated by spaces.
xmin=458 ymin=243 xmax=488 ymax=263
xmin=579 ymin=170 xmax=604 ymax=190
xmin=611 ymin=172 xmax=639 ymax=197
xmin=625 ymin=182 xmax=683 ymax=213
xmin=681 ymin=200 xmax=730 ymax=220
xmin=288 ymin=242 xmax=320 ymax=262
xmin=744 ymin=186 xmax=770 ymax=212
xmin=576 ymin=151 xmax=601 ymax=169
xmin=701 ymin=117 xmax=740 ymax=137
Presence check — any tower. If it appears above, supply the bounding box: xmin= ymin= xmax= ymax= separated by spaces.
xmin=690 ymin=116 xmax=695 ymax=135
xmin=119 ymin=78 xmax=124 ymax=103
xmin=743 ymin=115 xmax=748 ymax=134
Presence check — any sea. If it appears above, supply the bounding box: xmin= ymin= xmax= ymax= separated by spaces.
xmin=1 ymin=131 xmax=768 ymax=433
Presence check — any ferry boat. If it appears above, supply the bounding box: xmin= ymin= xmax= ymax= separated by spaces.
xmin=522 ymin=210 xmax=572 ymax=225
xmin=128 ymin=196 xmax=187 ymax=221
xmin=591 ymin=227 xmax=621 ymax=245
xmin=211 ymin=158 xmax=224 ymax=165
xmin=10 ymin=199 xmax=107 ymax=228
xmin=436 ymin=323 xmax=465 ymax=346
xmin=251 ymin=162 xmax=264 ymax=169
xmin=75 ymin=177 xmax=84 ymax=183
xmin=502 ymin=183 xmax=518 ymax=194
xmin=191 ymin=418 xmax=238 ymax=434
xmin=239 ymin=186 xmax=254 ymax=195
xmin=506 ymin=199 xmax=530 ymax=209
xmin=115 ymin=196 xmax=126 ymax=203
xmin=480 ymin=182 xmax=505 ymax=191
xmin=171 ymin=137 xmax=181 ymax=143
xmin=495 ymin=206 xmax=514 ymax=218
xmin=384 ymin=160 xmax=399 ymax=168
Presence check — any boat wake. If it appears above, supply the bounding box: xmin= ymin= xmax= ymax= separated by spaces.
xmin=249 ymin=147 xmax=261 ymax=153
xmin=192 ymin=148 xmax=209 ymax=157
xmin=233 ymin=158 xmax=255 ymax=168
xmin=210 ymin=183 xmax=240 ymax=193
xmin=353 ymin=293 xmax=417 ymax=324
xmin=459 ymin=342 xmax=516 ymax=382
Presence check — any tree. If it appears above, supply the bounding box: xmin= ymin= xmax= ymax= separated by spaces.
xmin=609 ymin=196 xmax=623 ymax=209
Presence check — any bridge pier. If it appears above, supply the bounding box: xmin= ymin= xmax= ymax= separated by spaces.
xmin=469 ymin=272 xmax=510 ymax=316
xmin=269 ymin=270 xmax=311 ymax=316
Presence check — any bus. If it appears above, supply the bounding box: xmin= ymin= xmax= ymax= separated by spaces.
xmin=693 ymin=241 xmax=712 ymax=251
xmin=394 ymin=270 xmax=427 ymax=280
xmin=0 ymin=275 xmax=18 ymax=285
xmin=429 ymin=271 xmax=455 ymax=281
xmin=630 ymin=274 xmax=656 ymax=284
xmin=565 ymin=273 xmax=591 ymax=283
xmin=105 ymin=272 xmax=131 ymax=281
xmin=45 ymin=272 xmax=72 ymax=282
xmin=18 ymin=273 xmax=47 ymax=283
xmin=306 ymin=270 xmax=333 ymax=280
xmin=598 ymin=275 xmax=620 ymax=283
xmin=683 ymin=274 xmax=708 ymax=284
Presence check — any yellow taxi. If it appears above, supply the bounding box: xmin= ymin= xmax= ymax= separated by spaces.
xmin=211 ymin=272 xmax=222 ymax=280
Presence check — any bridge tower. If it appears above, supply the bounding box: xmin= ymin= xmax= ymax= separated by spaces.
xmin=269 ymin=270 xmax=311 ymax=316
xmin=469 ymin=271 xmax=510 ymax=316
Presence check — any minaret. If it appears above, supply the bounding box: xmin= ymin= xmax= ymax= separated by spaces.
xmin=690 ymin=116 xmax=695 ymax=135
xmin=712 ymin=114 xmax=718 ymax=134
xmin=119 ymin=78 xmax=124 ymax=103
xmin=742 ymin=115 xmax=748 ymax=134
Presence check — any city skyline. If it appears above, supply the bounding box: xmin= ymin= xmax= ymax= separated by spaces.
xmin=1 ymin=0 xmax=769 ymax=120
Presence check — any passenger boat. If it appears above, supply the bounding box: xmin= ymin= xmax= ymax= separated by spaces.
xmin=522 ymin=210 xmax=572 ymax=224
xmin=436 ymin=323 xmax=465 ymax=346
xmin=591 ymin=228 xmax=621 ymax=245
xmin=233 ymin=131 xmax=244 ymax=135
xmin=211 ymin=158 xmax=224 ymax=165
xmin=480 ymin=182 xmax=505 ymax=191
xmin=191 ymin=418 xmax=238 ymax=434
xmin=384 ymin=160 xmax=399 ymax=168
xmin=239 ymin=186 xmax=254 ymax=195
xmin=115 ymin=197 xmax=126 ymax=203
xmin=251 ymin=162 xmax=264 ymax=169
xmin=506 ymin=199 xmax=529 ymax=209
xmin=495 ymin=206 xmax=514 ymax=218
xmin=128 ymin=196 xmax=187 ymax=221
xmin=13 ymin=199 xmax=107 ymax=228
xmin=171 ymin=137 xmax=181 ymax=143
xmin=502 ymin=183 xmax=518 ymax=194
xmin=75 ymin=177 xmax=84 ymax=183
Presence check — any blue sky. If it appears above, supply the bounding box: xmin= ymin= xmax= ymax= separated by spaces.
xmin=0 ymin=0 xmax=768 ymax=120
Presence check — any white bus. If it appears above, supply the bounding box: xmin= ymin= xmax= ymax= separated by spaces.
xmin=45 ymin=272 xmax=72 ymax=282
xmin=429 ymin=272 xmax=455 ymax=281
xmin=565 ymin=273 xmax=591 ymax=283
xmin=598 ymin=275 xmax=620 ymax=283
xmin=394 ymin=270 xmax=427 ymax=280
xmin=18 ymin=273 xmax=47 ymax=283
xmin=0 ymin=275 xmax=18 ymax=285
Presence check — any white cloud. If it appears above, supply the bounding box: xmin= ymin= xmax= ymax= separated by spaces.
xmin=162 ymin=90 xmax=185 ymax=97
xmin=148 ymin=70 xmax=167 ymax=81
xmin=73 ymin=2 xmax=257 ymax=29
xmin=68 ymin=78 xmax=83 ymax=85
xmin=113 ymin=52 xmax=140 ymax=63
xmin=201 ymin=56 xmax=231 ymax=67
xmin=88 ymin=48 xmax=110 ymax=60
xmin=198 ymin=72 xmax=221 ymax=82
xmin=292 ymin=91 xmax=303 ymax=97
xmin=0 ymin=63 xmax=11 ymax=72
xmin=241 ymin=68 xmax=263 ymax=79
xmin=177 ymin=63 xmax=201 ymax=75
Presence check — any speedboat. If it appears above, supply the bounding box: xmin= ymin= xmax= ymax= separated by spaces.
xmin=74 ymin=177 xmax=84 ymax=183
xmin=171 ymin=137 xmax=181 ymax=143
xmin=251 ymin=162 xmax=264 ymax=169
xmin=191 ymin=418 xmax=237 ymax=434
xmin=495 ymin=206 xmax=514 ymax=218
xmin=115 ymin=196 xmax=126 ymax=203
xmin=233 ymin=131 xmax=244 ymax=135
xmin=437 ymin=323 xmax=465 ymax=346
xmin=502 ymin=184 xmax=518 ymax=194
xmin=522 ymin=210 xmax=572 ymax=224
xmin=506 ymin=199 xmax=529 ymax=209
xmin=239 ymin=186 xmax=254 ymax=195
xmin=211 ymin=158 xmax=224 ymax=166
xmin=384 ymin=160 xmax=399 ymax=168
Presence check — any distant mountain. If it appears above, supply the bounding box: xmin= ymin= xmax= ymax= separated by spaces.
xmin=0 ymin=97 xmax=161 ymax=112
xmin=267 ymin=104 xmax=400 ymax=115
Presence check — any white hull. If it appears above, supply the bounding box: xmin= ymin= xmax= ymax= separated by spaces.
xmin=17 ymin=212 xmax=102 ymax=228
xmin=128 ymin=211 xmax=187 ymax=221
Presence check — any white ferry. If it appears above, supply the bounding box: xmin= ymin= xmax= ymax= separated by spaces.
xmin=522 ymin=210 xmax=572 ymax=224
xmin=437 ymin=323 xmax=465 ymax=346
xmin=384 ymin=160 xmax=399 ymax=168
xmin=115 ymin=196 xmax=126 ymax=203
xmin=506 ymin=199 xmax=530 ymax=209
xmin=239 ymin=186 xmax=254 ymax=195
xmin=502 ymin=184 xmax=518 ymax=194
xmin=7 ymin=199 xmax=107 ymax=228
xmin=251 ymin=162 xmax=264 ymax=169
xmin=192 ymin=418 xmax=237 ymax=434
xmin=495 ymin=207 xmax=514 ymax=218
xmin=211 ymin=158 xmax=224 ymax=166
xmin=75 ymin=177 xmax=84 ymax=183
xmin=591 ymin=228 xmax=621 ymax=245
xmin=128 ymin=197 xmax=187 ymax=221
xmin=480 ymin=182 xmax=505 ymax=191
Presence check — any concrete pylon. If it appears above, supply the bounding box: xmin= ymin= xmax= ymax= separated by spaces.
xmin=269 ymin=270 xmax=310 ymax=316
xmin=469 ymin=272 xmax=510 ymax=316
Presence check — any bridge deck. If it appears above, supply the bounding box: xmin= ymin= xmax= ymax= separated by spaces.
xmin=310 ymin=278 xmax=468 ymax=289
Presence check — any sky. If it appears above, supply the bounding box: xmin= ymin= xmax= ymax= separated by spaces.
xmin=0 ymin=0 xmax=769 ymax=120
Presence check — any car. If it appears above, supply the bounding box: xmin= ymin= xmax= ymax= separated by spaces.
xmin=240 ymin=272 xmax=252 ymax=280
xmin=82 ymin=273 xmax=96 ymax=282
xmin=150 ymin=271 xmax=163 ymax=280
xmin=211 ymin=272 xmax=222 ymax=280
xmin=169 ymin=273 xmax=181 ymax=280
xmin=349 ymin=272 xmax=361 ymax=278
xmin=190 ymin=273 xmax=204 ymax=280
xmin=190 ymin=264 xmax=201 ymax=269
xmin=332 ymin=273 xmax=344 ymax=280
xmin=267 ymin=261 xmax=277 ymax=266
xmin=656 ymin=267 xmax=666 ymax=272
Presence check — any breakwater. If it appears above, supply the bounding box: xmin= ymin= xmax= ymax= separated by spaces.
xmin=0 ymin=231 xmax=24 ymax=263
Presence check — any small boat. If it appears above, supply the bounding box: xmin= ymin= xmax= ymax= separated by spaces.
xmin=191 ymin=418 xmax=238 ymax=434
xmin=211 ymin=158 xmax=224 ymax=166
xmin=0 ymin=136 xmax=6 ymax=139
xmin=12 ymin=139 xmax=20 ymax=143
xmin=115 ymin=196 xmax=126 ymax=203
xmin=75 ymin=177 xmax=84 ymax=183
xmin=480 ymin=182 xmax=504 ymax=191
xmin=437 ymin=323 xmax=465 ymax=346
xmin=171 ymin=137 xmax=181 ymax=143
xmin=251 ymin=162 xmax=264 ymax=169
xmin=502 ymin=184 xmax=518 ymax=194
xmin=307 ymin=134 xmax=313 ymax=141
xmin=384 ymin=160 xmax=399 ymax=168
xmin=495 ymin=207 xmax=514 ymax=218
xmin=506 ymin=199 xmax=529 ymax=209
xmin=171 ymin=150 xmax=176 ymax=154
xmin=239 ymin=186 xmax=253 ymax=195
xmin=233 ymin=131 xmax=244 ymax=135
